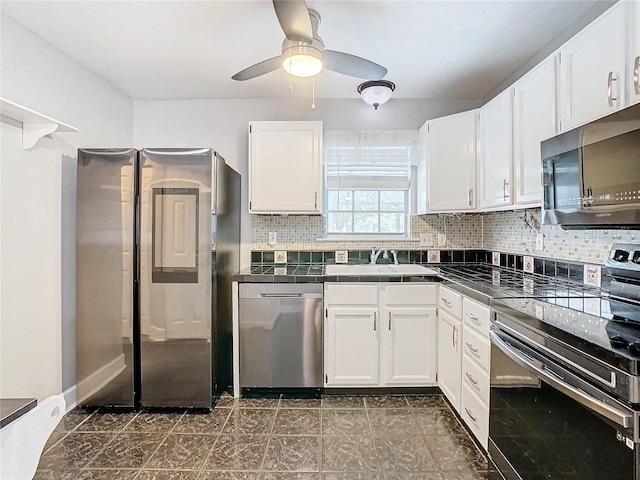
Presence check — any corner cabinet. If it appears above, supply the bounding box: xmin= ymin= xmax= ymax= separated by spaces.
xmin=324 ymin=283 xmax=437 ymax=387
xmin=479 ymin=88 xmax=513 ymax=209
xmin=248 ymin=121 xmax=323 ymax=214
xmin=558 ymin=2 xmax=627 ymax=131
xmin=630 ymin=1 xmax=640 ymax=106
xmin=423 ymin=110 xmax=478 ymax=213
xmin=512 ymin=56 xmax=558 ymax=207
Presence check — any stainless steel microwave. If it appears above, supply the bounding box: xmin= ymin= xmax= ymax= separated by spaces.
xmin=542 ymin=103 xmax=640 ymax=229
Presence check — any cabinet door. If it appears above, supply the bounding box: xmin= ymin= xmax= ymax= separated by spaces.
xmin=437 ymin=310 xmax=462 ymax=412
xmin=479 ymin=89 xmax=513 ymax=209
xmin=381 ymin=307 xmax=437 ymax=386
xmin=427 ymin=110 xmax=478 ymax=212
xmin=248 ymin=121 xmax=323 ymax=214
xmin=559 ymin=3 xmax=626 ymax=131
xmin=513 ymin=56 xmax=557 ymax=206
xmin=415 ymin=122 xmax=429 ymax=215
xmin=325 ymin=308 xmax=379 ymax=386
xmin=630 ymin=1 xmax=640 ymax=106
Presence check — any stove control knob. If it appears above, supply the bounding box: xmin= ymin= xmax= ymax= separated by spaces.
xmin=609 ymin=335 xmax=628 ymax=349
xmin=629 ymin=342 xmax=640 ymax=356
xmin=613 ymin=250 xmax=629 ymax=262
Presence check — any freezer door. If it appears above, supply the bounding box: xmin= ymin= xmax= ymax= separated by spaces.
xmin=139 ymin=148 xmax=213 ymax=409
xmin=76 ymin=148 xmax=136 ymax=408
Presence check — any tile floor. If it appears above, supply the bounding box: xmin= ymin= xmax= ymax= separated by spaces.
xmin=34 ymin=394 xmax=498 ymax=480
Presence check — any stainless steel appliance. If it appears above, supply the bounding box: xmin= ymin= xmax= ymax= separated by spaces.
xmin=542 ymin=102 xmax=640 ymax=229
xmin=239 ymin=283 xmax=323 ymax=392
xmin=489 ymin=245 xmax=640 ymax=479
xmin=76 ymin=148 xmax=240 ymax=410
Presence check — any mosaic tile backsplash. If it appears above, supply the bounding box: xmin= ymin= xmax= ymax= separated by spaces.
xmin=252 ymin=208 xmax=640 ymax=266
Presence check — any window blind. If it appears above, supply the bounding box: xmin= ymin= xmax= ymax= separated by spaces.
xmin=324 ymin=131 xmax=418 ymax=190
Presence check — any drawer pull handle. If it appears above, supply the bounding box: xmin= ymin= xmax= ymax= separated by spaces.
xmin=441 ymin=298 xmax=452 ymax=307
xmin=466 ymin=312 xmax=481 ymax=325
xmin=465 ymin=372 xmax=479 ymax=387
xmin=373 ymin=311 xmax=377 ymax=331
xmin=388 ymin=312 xmax=392 ymax=331
xmin=466 ymin=342 xmax=479 ymax=355
xmin=607 ymin=71 xmax=618 ymax=107
xmin=465 ymin=407 xmax=477 ymax=423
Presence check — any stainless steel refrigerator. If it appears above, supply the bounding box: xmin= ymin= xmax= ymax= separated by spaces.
xmin=75 ymin=148 xmax=240 ymax=410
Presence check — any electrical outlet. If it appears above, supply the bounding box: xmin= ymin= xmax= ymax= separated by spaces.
xmin=268 ymin=231 xmax=277 ymax=245
xmin=437 ymin=234 xmax=446 ymax=247
xmin=419 ymin=234 xmax=434 ymax=247
xmin=535 ymin=233 xmax=544 ymax=251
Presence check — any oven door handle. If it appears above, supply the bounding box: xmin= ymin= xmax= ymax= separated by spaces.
xmin=489 ymin=329 xmax=632 ymax=429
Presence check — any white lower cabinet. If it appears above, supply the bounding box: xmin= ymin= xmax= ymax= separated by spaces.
xmin=437 ymin=309 xmax=463 ymax=411
xmin=325 ymin=307 xmax=379 ymax=385
xmin=437 ymin=286 xmax=491 ymax=450
xmin=324 ymin=283 xmax=437 ymax=388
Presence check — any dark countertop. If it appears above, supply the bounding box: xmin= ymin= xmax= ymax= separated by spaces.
xmin=1 ymin=398 xmax=37 ymax=428
xmin=232 ymin=264 xmax=442 ymax=283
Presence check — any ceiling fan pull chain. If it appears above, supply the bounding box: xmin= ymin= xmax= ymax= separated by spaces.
xmin=312 ymin=78 xmax=316 ymax=110
xmin=289 ymin=58 xmax=293 ymax=93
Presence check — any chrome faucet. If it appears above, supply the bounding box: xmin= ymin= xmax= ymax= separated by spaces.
xmin=390 ymin=250 xmax=399 ymax=265
xmin=370 ymin=247 xmax=389 ymax=264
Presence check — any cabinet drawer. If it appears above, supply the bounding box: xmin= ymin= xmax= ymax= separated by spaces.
xmin=324 ymin=284 xmax=378 ymax=306
xmin=461 ymin=385 xmax=489 ymax=450
xmin=462 ymin=354 xmax=489 ymax=406
xmin=439 ymin=286 xmax=462 ymax=318
xmin=385 ymin=284 xmax=436 ymax=305
xmin=463 ymin=298 xmax=491 ymax=335
xmin=462 ymin=326 xmax=490 ymax=371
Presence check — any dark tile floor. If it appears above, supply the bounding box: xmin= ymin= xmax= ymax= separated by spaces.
xmin=34 ymin=394 xmax=498 ymax=480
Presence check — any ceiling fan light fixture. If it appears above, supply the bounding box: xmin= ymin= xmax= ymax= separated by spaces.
xmin=357 ymin=80 xmax=395 ymax=110
xmin=282 ymin=53 xmax=324 ymax=77
xmin=281 ymin=39 xmax=324 ymax=78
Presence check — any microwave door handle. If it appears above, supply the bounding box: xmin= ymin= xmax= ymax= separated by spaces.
xmin=489 ymin=330 xmax=631 ymax=429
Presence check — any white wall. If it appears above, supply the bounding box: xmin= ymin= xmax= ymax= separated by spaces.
xmin=133 ymin=97 xmax=479 ymax=268
xmin=0 ymin=13 xmax=133 ymax=403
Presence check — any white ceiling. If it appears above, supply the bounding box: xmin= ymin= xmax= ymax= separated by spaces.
xmin=1 ymin=0 xmax=610 ymax=101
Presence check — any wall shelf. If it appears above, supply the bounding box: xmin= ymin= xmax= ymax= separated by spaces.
xmin=0 ymin=97 xmax=78 ymax=149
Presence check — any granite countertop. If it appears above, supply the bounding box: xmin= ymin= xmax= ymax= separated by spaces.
xmin=0 ymin=397 xmax=37 ymax=428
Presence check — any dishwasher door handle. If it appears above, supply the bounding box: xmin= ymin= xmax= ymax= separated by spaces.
xmin=259 ymin=293 xmax=304 ymax=298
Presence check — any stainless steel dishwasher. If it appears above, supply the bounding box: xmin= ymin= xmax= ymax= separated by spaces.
xmin=239 ymin=283 xmax=323 ymax=390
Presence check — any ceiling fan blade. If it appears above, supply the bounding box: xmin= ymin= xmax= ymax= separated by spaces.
xmin=324 ymin=50 xmax=388 ymax=80
xmin=272 ymin=0 xmax=313 ymax=43
xmin=232 ymin=56 xmax=282 ymax=81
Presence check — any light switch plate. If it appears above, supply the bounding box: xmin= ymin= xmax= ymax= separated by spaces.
xmin=335 ymin=250 xmax=348 ymax=263
xmin=535 ymin=233 xmax=544 ymax=251
xmin=437 ymin=234 xmax=447 ymax=247
xmin=419 ymin=234 xmax=434 ymax=247
xmin=274 ymin=250 xmax=287 ymax=264
xmin=268 ymin=231 xmax=277 ymax=245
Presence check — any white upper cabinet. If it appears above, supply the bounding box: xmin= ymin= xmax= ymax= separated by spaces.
xmin=558 ymin=2 xmax=627 ymax=131
xmin=479 ymin=88 xmax=513 ymax=209
xmin=424 ymin=110 xmax=478 ymax=212
xmin=630 ymin=1 xmax=640 ymax=105
xmin=248 ymin=121 xmax=323 ymax=214
xmin=512 ymin=56 xmax=558 ymax=207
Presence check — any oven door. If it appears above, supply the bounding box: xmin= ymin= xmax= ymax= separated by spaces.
xmin=489 ymin=326 xmax=639 ymax=480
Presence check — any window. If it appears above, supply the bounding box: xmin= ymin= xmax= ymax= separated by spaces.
xmin=324 ymin=131 xmax=418 ymax=236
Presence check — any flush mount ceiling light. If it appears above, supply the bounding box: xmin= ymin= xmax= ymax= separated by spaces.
xmin=357 ymin=80 xmax=396 ymax=110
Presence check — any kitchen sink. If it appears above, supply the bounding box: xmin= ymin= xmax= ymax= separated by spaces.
xmin=324 ymin=264 xmax=439 ymax=276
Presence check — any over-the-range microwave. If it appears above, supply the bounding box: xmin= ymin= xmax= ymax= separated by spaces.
xmin=542 ymin=103 xmax=640 ymax=229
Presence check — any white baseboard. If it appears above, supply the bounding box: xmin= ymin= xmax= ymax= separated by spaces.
xmin=75 ymin=354 xmax=126 ymax=406
xmin=62 ymin=385 xmax=76 ymax=412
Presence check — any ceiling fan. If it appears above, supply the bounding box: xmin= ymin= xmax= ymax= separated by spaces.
xmin=231 ymin=0 xmax=388 ymax=81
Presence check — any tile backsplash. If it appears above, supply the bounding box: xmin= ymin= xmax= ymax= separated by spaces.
xmin=252 ymin=208 xmax=640 ymax=265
